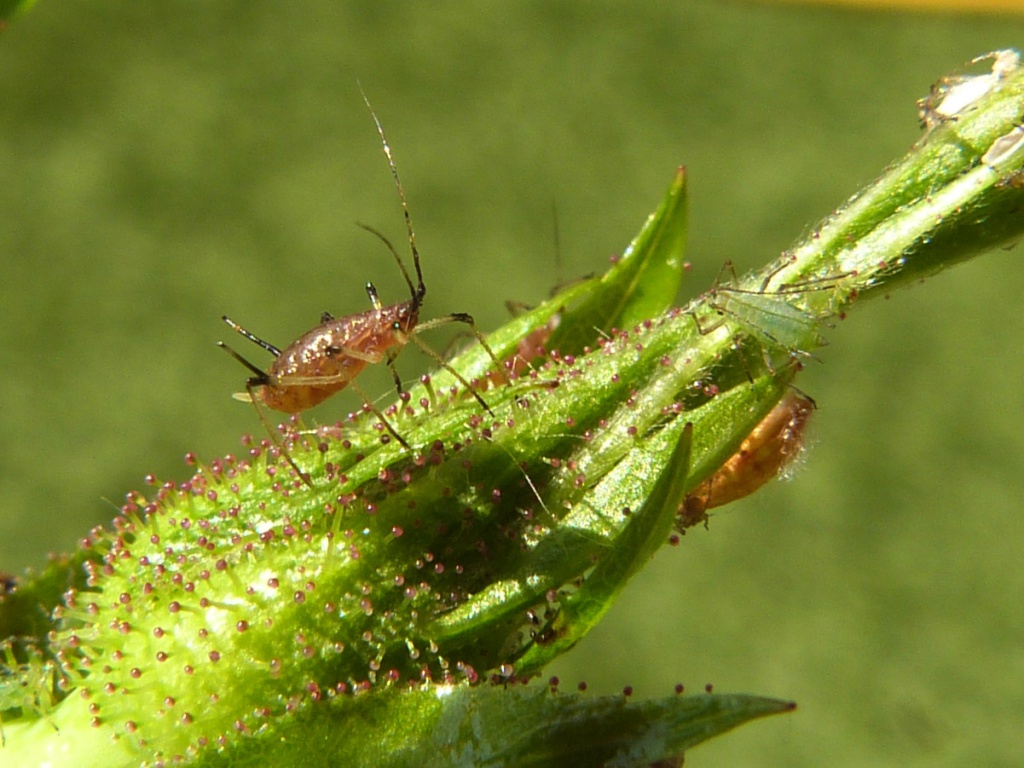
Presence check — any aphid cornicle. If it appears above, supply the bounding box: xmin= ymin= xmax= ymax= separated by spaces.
xmin=219 ymin=95 xmax=504 ymax=469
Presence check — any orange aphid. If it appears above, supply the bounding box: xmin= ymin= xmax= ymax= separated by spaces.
xmin=679 ymin=390 xmax=815 ymax=528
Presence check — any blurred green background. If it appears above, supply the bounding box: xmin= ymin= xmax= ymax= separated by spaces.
xmin=2 ymin=2 xmax=1024 ymax=765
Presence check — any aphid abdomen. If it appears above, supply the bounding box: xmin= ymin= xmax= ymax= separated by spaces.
xmin=700 ymin=390 xmax=814 ymax=509
xmin=717 ymin=291 xmax=824 ymax=352
xmin=679 ymin=391 xmax=815 ymax=528
xmin=260 ymin=378 xmax=357 ymax=414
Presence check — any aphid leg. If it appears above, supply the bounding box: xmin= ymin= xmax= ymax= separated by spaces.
xmin=358 ymin=221 xmax=508 ymax=399
xmin=678 ymin=474 xmax=717 ymax=531
xmin=687 ymin=296 xmax=731 ymax=340
xmin=717 ymin=258 xmax=741 ymax=287
xmin=505 ymin=299 xmax=532 ymax=317
xmin=688 ymin=307 xmax=728 ymax=337
xmin=384 ymin=348 xmax=406 ymax=396
xmin=686 ymin=259 xmax=739 ymax=336
xmin=217 ymin=335 xmax=313 ymax=487
xmin=243 ymin=380 xmax=314 ymax=488
xmin=687 ymin=302 xmax=761 ymax=384
xmin=409 ymin=312 xmax=507 ymax=412
xmin=255 ymin=347 xmax=385 ymax=395
xmin=346 ymin=378 xmax=413 ymax=451
xmin=217 ymin=341 xmax=269 ymax=381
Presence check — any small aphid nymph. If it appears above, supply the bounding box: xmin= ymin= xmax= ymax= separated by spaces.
xmin=219 ymin=94 xmax=503 ymax=475
xmin=688 ymin=259 xmax=838 ymax=369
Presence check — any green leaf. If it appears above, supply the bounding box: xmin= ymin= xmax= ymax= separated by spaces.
xmin=546 ymin=166 xmax=690 ymax=355
xmin=512 ymin=422 xmax=694 ymax=675
xmin=187 ymin=685 xmax=794 ymax=768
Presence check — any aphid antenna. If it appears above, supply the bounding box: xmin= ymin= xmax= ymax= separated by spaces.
xmin=359 ymin=87 xmax=507 ymax=399
xmin=715 ymin=257 xmax=853 ymax=300
xmin=356 ymin=222 xmax=421 ymax=307
xmin=359 ymin=88 xmax=426 ymax=303
xmin=552 ymin=199 xmax=562 ymax=283
xmin=491 ymin=439 xmax=553 ymax=519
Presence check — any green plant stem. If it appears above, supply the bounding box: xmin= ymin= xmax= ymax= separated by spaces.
xmin=4 ymin=52 xmax=1024 ymax=768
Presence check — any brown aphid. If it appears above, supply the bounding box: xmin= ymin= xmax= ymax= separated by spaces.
xmin=0 ymin=571 xmax=16 ymax=597
xmin=479 ymin=301 xmax=561 ymax=387
xmin=679 ymin=390 xmax=815 ymax=529
xmin=219 ymin=96 xmax=503 ymax=463
xmin=221 ymin=229 xmax=449 ymax=417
